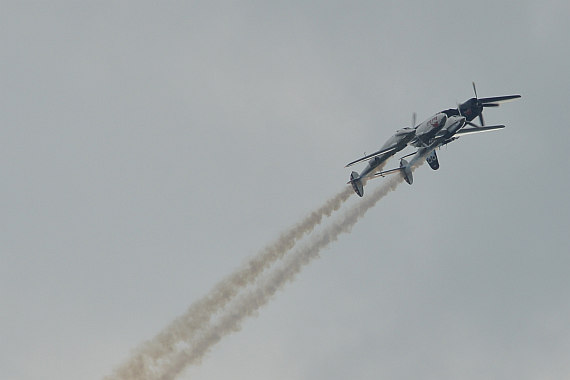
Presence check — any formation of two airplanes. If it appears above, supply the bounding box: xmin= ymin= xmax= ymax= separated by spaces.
xmin=346 ymin=83 xmax=521 ymax=197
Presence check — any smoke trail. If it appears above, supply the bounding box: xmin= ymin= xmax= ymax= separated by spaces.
xmin=157 ymin=174 xmax=404 ymax=380
xmin=106 ymin=186 xmax=353 ymax=380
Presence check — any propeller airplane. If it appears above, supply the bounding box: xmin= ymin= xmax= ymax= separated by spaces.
xmin=347 ymin=83 xmax=520 ymax=196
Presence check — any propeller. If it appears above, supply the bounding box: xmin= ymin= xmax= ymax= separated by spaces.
xmin=411 ymin=112 xmax=416 ymax=128
xmin=470 ymin=82 xmax=520 ymax=126
xmin=472 ymin=81 xmax=485 ymax=126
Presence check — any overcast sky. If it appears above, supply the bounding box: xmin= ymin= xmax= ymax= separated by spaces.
xmin=2 ymin=2 xmax=570 ymax=380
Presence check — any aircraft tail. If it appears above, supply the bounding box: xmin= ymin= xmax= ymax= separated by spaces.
xmin=400 ymin=159 xmax=414 ymax=185
xmin=348 ymin=171 xmax=364 ymax=197
xmin=426 ymin=150 xmax=439 ymax=170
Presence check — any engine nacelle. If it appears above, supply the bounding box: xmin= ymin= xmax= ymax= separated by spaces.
xmin=400 ymin=159 xmax=413 ymax=185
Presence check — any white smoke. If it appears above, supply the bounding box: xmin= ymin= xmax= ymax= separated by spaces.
xmin=154 ymin=175 xmax=404 ymax=380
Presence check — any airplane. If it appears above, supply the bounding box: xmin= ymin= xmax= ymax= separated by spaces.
xmin=374 ymin=83 xmax=521 ymax=186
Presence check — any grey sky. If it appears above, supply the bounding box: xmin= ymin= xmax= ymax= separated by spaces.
xmin=2 ymin=2 xmax=569 ymax=379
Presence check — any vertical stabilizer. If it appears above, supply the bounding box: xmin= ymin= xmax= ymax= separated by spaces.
xmin=400 ymin=159 xmax=414 ymax=185
xmin=426 ymin=150 xmax=440 ymax=170
xmin=349 ymin=171 xmax=364 ymax=197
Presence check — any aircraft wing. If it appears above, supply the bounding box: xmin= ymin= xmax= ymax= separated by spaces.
xmin=454 ymin=125 xmax=505 ymax=137
xmin=479 ymin=94 xmax=521 ymax=105
xmin=345 ymin=145 xmax=400 ymax=168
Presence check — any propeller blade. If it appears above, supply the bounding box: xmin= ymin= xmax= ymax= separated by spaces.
xmin=482 ymin=103 xmax=500 ymax=107
xmin=472 ymin=81 xmax=478 ymax=99
xmin=479 ymin=113 xmax=485 ymax=126
xmin=411 ymin=112 xmax=416 ymax=128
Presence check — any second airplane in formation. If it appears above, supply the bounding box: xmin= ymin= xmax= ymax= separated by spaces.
xmin=346 ymin=83 xmax=520 ymax=197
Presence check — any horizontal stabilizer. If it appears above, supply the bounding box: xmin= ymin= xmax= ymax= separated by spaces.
xmin=375 ymin=158 xmax=413 ymax=184
xmin=374 ymin=168 xmax=401 ymax=178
